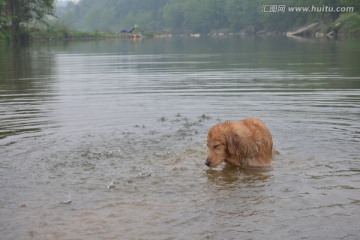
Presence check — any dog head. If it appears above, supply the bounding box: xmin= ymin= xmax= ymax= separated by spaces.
xmin=206 ymin=122 xmax=240 ymax=168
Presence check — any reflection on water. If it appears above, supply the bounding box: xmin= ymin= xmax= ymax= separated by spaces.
xmin=0 ymin=45 xmax=58 ymax=141
xmin=206 ymin=166 xmax=271 ymax=186
xmin=0 ymin=38 xmax=359 ymax=239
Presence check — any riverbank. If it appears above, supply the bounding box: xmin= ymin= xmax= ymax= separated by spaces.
xmin=0 ymin=28 xmax=146 ymax=44
xmin=210 ymin=13 xmax=360 ymax=39
xmin=1 ymin=12 xmax=360 ymax=44
xmin=0 ymin=21 xmax=127 ymax=43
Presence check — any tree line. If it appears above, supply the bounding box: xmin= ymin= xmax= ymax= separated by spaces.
xmin=59 ymin=0 xmax=359 ymax=35
xmin=0 ymin=0 xmax=359 ymax=42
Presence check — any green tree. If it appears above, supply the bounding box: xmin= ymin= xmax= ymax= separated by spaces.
xmin=2 ymin=0 xmax=54 ymax=39
xmin=182 ymin=0 xmax=227 ymax=33
xmin=163 ymin=1 xmax=185 ymax=32
xmin=224 ymin=0 xmax=245 ymax=31
xmin=340 ymin=0 xmax=360 ymax=13
xmin=0 ymin=0 xmax=6 ymax=26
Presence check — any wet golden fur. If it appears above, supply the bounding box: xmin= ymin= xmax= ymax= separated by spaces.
xmin=206 ymin=117 xmax=273 ymax=168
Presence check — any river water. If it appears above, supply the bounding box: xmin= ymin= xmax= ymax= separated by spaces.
xmin=1 ymin=37 xmax=359 ymax=239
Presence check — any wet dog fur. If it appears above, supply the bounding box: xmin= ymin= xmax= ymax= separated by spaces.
xmin=206 ymin=117 xmax=273 ymax=168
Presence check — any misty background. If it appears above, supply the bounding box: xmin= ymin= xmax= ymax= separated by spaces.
xmin=55 ymin=0 xmax=360 ymax=36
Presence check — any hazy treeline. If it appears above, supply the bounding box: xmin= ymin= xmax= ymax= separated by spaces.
xmin=58 ymin=0 xmax=359 ymax=34
xmin=1 ymin=0 xmax=359 ymax=42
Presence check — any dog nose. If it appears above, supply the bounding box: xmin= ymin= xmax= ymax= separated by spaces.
xmin=205 ymin=159 xmax=211 ymax=167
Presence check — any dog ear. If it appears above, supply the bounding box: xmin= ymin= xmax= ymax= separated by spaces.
xmin=225 ymin=132 xmax=243 ymax=158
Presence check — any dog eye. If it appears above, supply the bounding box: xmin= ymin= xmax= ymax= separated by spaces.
xmin=213 ymin=144 xmax=220 ymax=149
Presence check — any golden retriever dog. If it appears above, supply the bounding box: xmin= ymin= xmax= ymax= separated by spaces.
xmin=206 ymin=117 xmax=273 ymax=168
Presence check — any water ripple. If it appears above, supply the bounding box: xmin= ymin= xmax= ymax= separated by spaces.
xmin=1 ymin=39 xmax=359 ymax=240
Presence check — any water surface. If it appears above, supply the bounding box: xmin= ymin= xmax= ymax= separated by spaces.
xmin=1 ymin=37 xmax=360 ymax=239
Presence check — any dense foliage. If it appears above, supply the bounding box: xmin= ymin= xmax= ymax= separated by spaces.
xmin=58 ymin=0 xmax=359 ymax=35
xmin=0 ymin=0 xmax=55 ymax=41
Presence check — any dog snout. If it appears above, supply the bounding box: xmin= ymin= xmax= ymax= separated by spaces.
xmin=205 ymin=158 xmax=211 ymax=167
